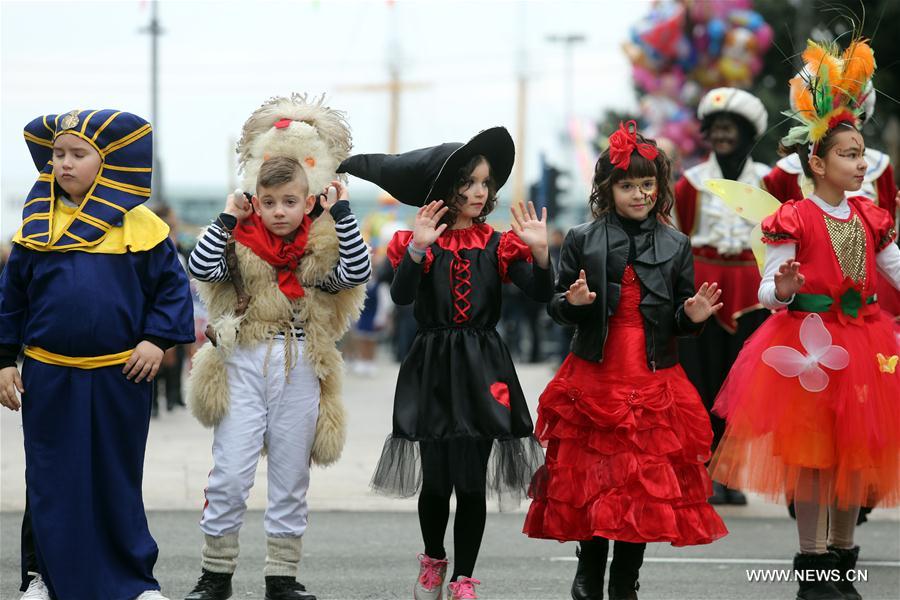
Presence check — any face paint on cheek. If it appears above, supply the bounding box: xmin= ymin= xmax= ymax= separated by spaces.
xmin=641 ymin=191 xmax=657 ymax=207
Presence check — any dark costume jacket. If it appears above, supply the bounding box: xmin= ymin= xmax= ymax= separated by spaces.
xmin=549 ymin=212 xmax=703 ymax=369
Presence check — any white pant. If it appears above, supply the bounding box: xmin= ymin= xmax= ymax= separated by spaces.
xmin=200 ymin=340 xmax=320 ymax=538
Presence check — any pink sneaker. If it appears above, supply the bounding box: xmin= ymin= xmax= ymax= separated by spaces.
xmin=447 ymin=577 xmax=481 ymax=599
xmin=413 ymin=553 xmax=449 ymax=600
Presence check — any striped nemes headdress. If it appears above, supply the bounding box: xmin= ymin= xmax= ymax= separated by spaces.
xmin=782 ymin=38 xmax=876 ymax=155
xmin=20 ymin=109 xmax=153 ymax=250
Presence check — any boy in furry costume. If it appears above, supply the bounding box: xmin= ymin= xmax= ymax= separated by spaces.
xmin=184 ymin=95 xmax=368 ymax=600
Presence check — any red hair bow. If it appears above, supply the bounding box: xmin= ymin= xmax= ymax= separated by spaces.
xmin=608 ymin=120 xmax=658 ymax=171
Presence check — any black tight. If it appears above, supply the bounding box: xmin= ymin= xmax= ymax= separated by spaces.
xmin=417 ymin=439 xmax=492 ymax=581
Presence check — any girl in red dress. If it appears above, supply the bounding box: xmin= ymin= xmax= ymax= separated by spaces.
xmin=523 ymin=122 xmax=728 ymax=600
xmin=711 ymin=40 xmax=900 ymax=600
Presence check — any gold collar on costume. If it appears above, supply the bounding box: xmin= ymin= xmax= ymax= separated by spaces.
xmin=16 ymin=109 xmax=155 ymax=252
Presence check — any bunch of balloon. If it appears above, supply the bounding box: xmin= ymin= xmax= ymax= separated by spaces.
xmin=622 ymin=0 xmax=773 ymax=162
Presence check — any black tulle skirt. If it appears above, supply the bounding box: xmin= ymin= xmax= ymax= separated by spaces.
xmin=371 ymin=327 xmax=544 ymax=507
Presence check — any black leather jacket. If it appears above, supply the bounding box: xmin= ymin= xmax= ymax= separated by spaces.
xmin=548 ymin=212 xmax=703 ymax=370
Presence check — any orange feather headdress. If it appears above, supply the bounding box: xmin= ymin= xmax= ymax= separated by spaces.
xmin=782 ymin=38 xmax=876 ymax=150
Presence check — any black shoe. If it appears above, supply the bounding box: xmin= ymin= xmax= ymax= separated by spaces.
xmin=725 ymin=487 xmax=747 ymax=505
xmin=608 ymin=541 xmax=644 ymax=600
xmin=571 ymin=538 xmax=609 ymax=600
xmin=828 ymin=545 xmax=862 ymax=600
xmin=793 ymin=552 xmax=844 ymax=600
xmin=708 ymin=482 xmax=728 ymax=505
xmin=185 ymin=569 xmax=233 ymax=600
xmin=264 ymin=576 xmax=316 ymax=600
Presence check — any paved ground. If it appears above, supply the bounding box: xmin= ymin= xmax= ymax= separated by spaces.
xmin=1 ymin=512 xmax=898 ymax=599
xmin=2 ymin=358 xmax=899 ymax=598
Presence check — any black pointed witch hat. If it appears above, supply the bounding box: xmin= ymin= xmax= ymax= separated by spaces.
xmin=337 ymin=126 xmax=514 ymax=206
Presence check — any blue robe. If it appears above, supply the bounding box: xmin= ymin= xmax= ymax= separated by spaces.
xmin=0 ymin=239 xmax=194 ymax=600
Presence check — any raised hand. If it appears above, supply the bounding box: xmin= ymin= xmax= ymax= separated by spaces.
xmin=412 ymin=200 xmax=449 ymax=251
xmin=774 ymin=260 xmax=805 ymax=302
xmin=565 ymin=269 xmax=596 ymax=306
xmin=224 ymin=188 xmax=253 ymax=221
xmin=511 ymin=201 xmax=549 ymax=268
xmin=684 ymin=282 xmax=723 ymax=323
xmin=320 ymin=180 xmax=348 ymax=211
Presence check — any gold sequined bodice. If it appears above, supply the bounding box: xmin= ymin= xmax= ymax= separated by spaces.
xmin=823 ymin=213 xmax=867 ymax=283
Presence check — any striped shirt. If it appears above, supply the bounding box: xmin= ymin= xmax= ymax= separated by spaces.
xmin=189 ymin=202 xmax=371 ymax=337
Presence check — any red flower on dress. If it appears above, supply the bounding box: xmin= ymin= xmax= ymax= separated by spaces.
xmin=828 ymin=276 xmax=866 ymax=326
xmin=608 ymin=120 xmax=659 ymax=171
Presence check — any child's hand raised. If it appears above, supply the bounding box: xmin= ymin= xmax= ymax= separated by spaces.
xmin=320 ymin=180 xmax=348 ymax=211
xmin=224 ymin=188 xmax=253 ymax=221
xmin=511 ymin=201 xmax=550 ymax=268
xmin=0 ymin=366 xmax=24 ymax=411
xmin=565 ymin=269 xmax=596 ymax=306
xmin=123 ymin=340 xmax=165 ymax=383
xmin=684 ymin=282 xmax=723 ymax=323
xmin=411 ymin=200 xmax=450 ymax=252
xmin=774 ymin=260 xmax=805 ymax=302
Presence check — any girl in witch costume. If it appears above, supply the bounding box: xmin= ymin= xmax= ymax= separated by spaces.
xmin=673 ymin=87 xmax=772 ymax=506
xmin=338 ymin=127 xmax=553 ymax=600
xmin=710 ymin=39 xmax=900 ymax=600
xmin=0 ymin=110 xmax=194 ymax=600
xmin=523 ymin=121 xmax=729 ymax=600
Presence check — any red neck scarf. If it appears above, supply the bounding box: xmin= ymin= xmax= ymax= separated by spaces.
xmin=233 ymin=212 xmax=312 ymax=300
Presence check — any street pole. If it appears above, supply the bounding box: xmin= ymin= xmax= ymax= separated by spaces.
xmin=513 ymin=3 xmax=528 ymax=204
xmin=546 ymin=33 xmax=585 ymax=214
xmin=546 ymin=33 xmax=585 ymax=127
xmin=142 ymin=1 xmax=164 ymax=204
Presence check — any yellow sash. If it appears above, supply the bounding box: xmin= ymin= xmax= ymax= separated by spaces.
xmin=24 ymin=346 xmax=133 ymax=369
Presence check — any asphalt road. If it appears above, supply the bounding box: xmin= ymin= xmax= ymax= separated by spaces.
xmin=2 ymin=512 xmax=898 ymax=600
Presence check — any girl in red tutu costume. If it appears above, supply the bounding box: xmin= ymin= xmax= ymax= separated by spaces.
xmin=711 ymin=39 xmax=900 ymax=600
xmin=523 ymin=122 xmax=728 ymax=600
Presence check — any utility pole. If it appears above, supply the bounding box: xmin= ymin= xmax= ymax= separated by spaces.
xmin=142 ymin=1 xmax=164 ymax=203
xmin=512 ymin=3 xmax=528 ymax=204
xmin=546 ymin=33 xmax=586 ymax=127
xmin=337 ymin=1 xmax=427 ymax=153
xmin=546 ymin=33 xmax=585 ymax=214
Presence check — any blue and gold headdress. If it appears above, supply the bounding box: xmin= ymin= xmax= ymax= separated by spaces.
xmin=18 ymin=109 xmax=154 ymax=250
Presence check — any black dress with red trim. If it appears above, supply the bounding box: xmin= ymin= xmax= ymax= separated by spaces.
xmin=371 ymin=223 xmax=553 ymax=503
xmin=523 ymin=265 xmax=728 ymax=545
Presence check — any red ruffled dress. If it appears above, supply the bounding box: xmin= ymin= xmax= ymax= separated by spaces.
xmin=711 ymin=197 xmax=900 ymax=509
xmin=523 ymin=265 xmax=728 ymax=546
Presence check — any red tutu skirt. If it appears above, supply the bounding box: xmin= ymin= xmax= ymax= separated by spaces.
xmin=523 ymin=267 xmax=727 ymax=546
xmin=711 ymin=308 xmax=900 ymax=509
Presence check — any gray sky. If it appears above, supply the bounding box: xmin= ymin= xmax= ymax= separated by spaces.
xmin=1 ymin=0 xmax=645 ymax=238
